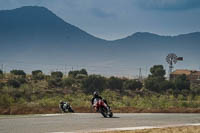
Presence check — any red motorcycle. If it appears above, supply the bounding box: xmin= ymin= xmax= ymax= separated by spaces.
xmin=93 ymin=98 xmax=113 ymax=118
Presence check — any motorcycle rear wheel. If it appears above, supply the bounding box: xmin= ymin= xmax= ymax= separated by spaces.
xmin=109 ymin=112 xmax=113 ymax=117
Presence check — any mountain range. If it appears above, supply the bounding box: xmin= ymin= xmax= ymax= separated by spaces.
xmin=0 ymin=6 xmax=200 ymax=76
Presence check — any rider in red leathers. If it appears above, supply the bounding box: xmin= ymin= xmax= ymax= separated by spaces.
xmin=91 ymin=91 xmax=110 ymax=111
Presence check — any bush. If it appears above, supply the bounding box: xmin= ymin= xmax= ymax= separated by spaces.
xmin=82 ymin=75 xmax=107 ymax=93
xmin=145 ymin=77 xmax=160 ymax=92
xmin=7 ymin=79 xmax=20 ymax=88
xmin=108 ymin=76 xmax=124 ymax=91
xmin=17 ymin=77 xmax=27 ymax=84
xmin=0 ymin=82 xmax=5 ymax=89
xmin=68 ymin=69 xmax=88 ymax=78
xmin=48 ymin=78 xmax=62 ymax=88
xmin=32 ymin=70 xmax=44 ymax=80
xmin=75 ymin=74 xmax=87 ymax=79
xmin=51 ymin=71 xmax=63 ymax=79
xmin=174 ymin=74 xmax=190 ymax=90
xmin=159 ymin=80 xmax=174 ymax=91
xmin=0 ymin=94 xmax=14 ymax=107
xmin=0 ymin=69 xmax=3 ymax=75
xmin=62 ymin=77 xmax=76 ymax=88
xmin=191 ymin=85 xmax=200 ymax=95
xmin=123 ymin=80 xmax=143 ymax=90
xmin=10 ymin=70 xmax=26 ymax=76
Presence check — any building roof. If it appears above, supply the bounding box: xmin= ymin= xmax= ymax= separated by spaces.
xmin=192 ymin=71 xmax=200 ymax=76
xmin=171 ymin=69 xmax=191 ymax=75
xmin=171 ymin=69 xmax=200 ymax=76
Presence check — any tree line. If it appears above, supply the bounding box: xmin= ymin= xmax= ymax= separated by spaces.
xmin=0 ymin=65 xmax=198 ymax=95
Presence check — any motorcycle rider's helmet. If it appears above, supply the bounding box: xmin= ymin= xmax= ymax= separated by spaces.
xmin=93 ymin=91 xmax=99 ymax=97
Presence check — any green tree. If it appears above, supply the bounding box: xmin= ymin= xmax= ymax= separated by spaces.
xmin=51 ymin=71 xmax=63 ymax=79
xmin=150 ymin=65 xmax=166 ymax=79
xmin=32 ymin=70 xmax=44 ymax=80
xmin=82 ymin=75 xmax=107 ymax=93
xmin=10 ymin=70 xmax=26 ymax=77
xmin=80 ymin=69 xmax=88 ymax=75
xmin=68 ymin=69 xmax=88 ymax=78
xmin=145 ymin=65 xmax=167 ymax=92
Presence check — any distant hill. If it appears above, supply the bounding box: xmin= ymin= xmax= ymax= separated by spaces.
xmin=0 ymin=6 xmax=199 ymax=75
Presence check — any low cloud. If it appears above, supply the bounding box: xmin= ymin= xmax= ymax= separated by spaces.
xmin=137 ymin=0 xmax=200 ymax=11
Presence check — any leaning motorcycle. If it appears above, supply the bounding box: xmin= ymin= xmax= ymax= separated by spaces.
xmin=93 ymin=98 xmax=113 ymax=118
xmin=59 ymin=103 xmax=74 ymax=113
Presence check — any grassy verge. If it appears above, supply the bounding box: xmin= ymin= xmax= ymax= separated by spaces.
xmin=1 ymin=90 xmax=200 ymax=115
xmin=94 ymin=126 xmax=200 ymax=133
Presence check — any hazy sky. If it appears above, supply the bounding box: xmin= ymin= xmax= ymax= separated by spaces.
xmin=0 ymin=0 xmax=200 ymax=40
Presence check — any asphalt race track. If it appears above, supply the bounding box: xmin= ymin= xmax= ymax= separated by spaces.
xmin=0 ymin=113 xmax=200 ymax=133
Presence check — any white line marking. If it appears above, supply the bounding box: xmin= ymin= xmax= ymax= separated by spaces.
xmin=42 ymin=114 xmax=64 ymax=117
xmin=186 ymin=123 xmax=200 ymax=126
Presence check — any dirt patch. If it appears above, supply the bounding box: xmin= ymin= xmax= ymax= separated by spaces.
xmin=94 ymin=126 xmax=200 ymax=133
xmin=0 ymin=106 xmax=200 ymax=115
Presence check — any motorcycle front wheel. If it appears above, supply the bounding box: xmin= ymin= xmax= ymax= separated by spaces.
xmin=100 ymin=107 xmax=108 ymax=118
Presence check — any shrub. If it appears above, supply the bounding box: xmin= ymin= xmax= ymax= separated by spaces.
xmin=123 ymin=80 xmax=143 ymax=90
xmin=191 ymin=85 xmax=200 ymax=95
xmin=17 ymin=77 xmax=27 ymax=84
xmin=7 ymin=79 xmax=20 ymax=88
xmin=0 ymin=82 xmax=5 ymax=89
xmin=80 ymin=69 xmax=88 ymax=75
xmin=108 ymin=76 xmax=124 ymax=91
xmin=75 ymin=74 xmax=87 ymax=79
xmin=0 ymin=94 xmax=14 ymax=107
xmin=159 ymin=80 xmax=174 ymax=92
xmin=32 ymin=70 xmax=44 ymax=80
xmin=174 ymin=74 xmax=190 ymax=90
xmin=82 ymin=75 xmax=107 ymax=93
xmin=48 ymin=78 xmax=62 ymax=88
xmin=144 ymin=77 xmax=160 ymax=92
xmin=0 ymin=69 xmax=3 ymax=75
xmin=51 ymin=71 xmax=63 ymax=79
xmin=10 ymin=70 xmax=26 ymax=76
xmin=68 ymin=69 xmax=88 ymax=78
xmin=62 ymin=77 xmax=76 ymax=88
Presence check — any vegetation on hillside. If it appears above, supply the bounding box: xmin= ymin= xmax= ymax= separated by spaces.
xmin=0 ymin=65 xmax=200 ymax=114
